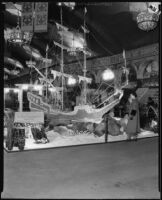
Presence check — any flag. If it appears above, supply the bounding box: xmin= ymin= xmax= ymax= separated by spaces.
xmin=84 ymin=7 xmax=87 ymax=14
xmin=46 ymin=44 xmax=49 ymax=53
xmin=34 ymin=2 xmax=48 ymax=32
xmin=21 ymin=2 xmax=34 ymax=31
xmin=123 ymin=49 xmax=126 ymax=59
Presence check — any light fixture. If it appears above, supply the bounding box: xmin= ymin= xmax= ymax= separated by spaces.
xmin=4 ymin=88 xmax=10 ymax=93
xmin=67 ymin=76 xmax=77 ymax=86
xmin=102 ymin=69 xmax=115 ymax=81
xmin=57 ymin=2 xmax=62 ymax=6
xmin=8 ymin=10 xmax=33 ymax=45
xmin=136 ymin=3 xmax=160 ymax=31
xmin=137 ymin=11 xmax=159 ymax=31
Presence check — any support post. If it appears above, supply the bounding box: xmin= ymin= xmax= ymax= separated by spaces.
xmin=60 ymin=5 xmax=64 ymax=110
xmin=18 ymin=87 xmax=23 ymax=112
xmin=45 ymin=45 xmax=49 ymax=103
xmin=105 ymin=114 xmax=109 ymax=143
xmin=82 ymin=7 xmax=87 ymax=105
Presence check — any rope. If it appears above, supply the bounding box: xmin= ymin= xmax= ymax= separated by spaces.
xmin=91 ymin=82 xmax=114 ymax=102
xmin=96 ymin=90 xmax=115 ymax=108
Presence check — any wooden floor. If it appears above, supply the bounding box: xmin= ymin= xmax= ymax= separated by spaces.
xmin=2 ymin=137 xmax=160 ymax=199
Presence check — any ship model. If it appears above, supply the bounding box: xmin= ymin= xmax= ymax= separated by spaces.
xmin=27 ymin=6 xmax=128 ymax=126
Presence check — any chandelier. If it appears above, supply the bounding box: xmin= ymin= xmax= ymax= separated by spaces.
xmin=136 ymin=2 xmax=161 ymax=31
xmin=8 ymin=11 xmax=33 ymax=45
xmin=137 ymin=11 xmax=159 ymax=31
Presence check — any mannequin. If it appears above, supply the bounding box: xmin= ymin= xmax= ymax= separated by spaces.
xmin=125 ymin=92 xmax=140 ymax=141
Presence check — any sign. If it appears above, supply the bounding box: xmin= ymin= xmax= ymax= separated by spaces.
xmin=21 ymin=2 xmax=48 ymax=32
xmin=34 ymin=2 xmax=48 ymax=32
xmin=14 ymin=112 xmax=44 ymax=124
xmin=21 ymin=2 xmax=34 ymax=31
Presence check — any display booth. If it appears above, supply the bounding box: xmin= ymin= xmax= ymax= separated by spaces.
xmin=3 ymin=43 xmax=159 ymax=152
xmin=4 ymin=109 xmax=158 ymax=152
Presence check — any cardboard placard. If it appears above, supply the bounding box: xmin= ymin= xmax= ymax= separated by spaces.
xmin=14 ymin=112 xmax=44 ymax=124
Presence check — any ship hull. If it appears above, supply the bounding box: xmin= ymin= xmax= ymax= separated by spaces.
xmin=27 ymin=91 xmax=123 ymax=126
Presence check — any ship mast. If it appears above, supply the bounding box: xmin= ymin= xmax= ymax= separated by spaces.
xmin=60 ymin=5 xmax=64 ymax=110
xmin=122 ymin=49 xmax=129 ymax=88
xmin=45 ymin=44 xmax=49 ymax=102
xmin=82 ymin=7 xmax=87 ymax=105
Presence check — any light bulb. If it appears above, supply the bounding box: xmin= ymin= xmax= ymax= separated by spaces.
xmin=67 ymin=77 xmax=77 ymax=85
xmin=102 ymin=69 xmax=115 ymax=81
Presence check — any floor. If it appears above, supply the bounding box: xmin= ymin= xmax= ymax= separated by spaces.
xmin=2 ymin=137 xmax=160 ymax=199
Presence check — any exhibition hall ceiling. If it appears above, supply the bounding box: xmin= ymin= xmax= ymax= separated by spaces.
xmin=3 ymin=2 xmax=160 ymax=83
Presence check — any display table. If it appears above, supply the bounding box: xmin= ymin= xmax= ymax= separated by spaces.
xmin=5 ymin=111 xmax=45 ymax=151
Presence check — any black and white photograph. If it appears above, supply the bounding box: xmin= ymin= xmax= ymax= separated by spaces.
xmin=1 ymin=1 xmax=161 ymax=199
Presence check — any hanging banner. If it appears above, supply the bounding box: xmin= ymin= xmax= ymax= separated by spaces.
xmin=34 ymin=2 xmax=48 ymax=32
xmin=21 ymin=2 xmax=34 ymax=31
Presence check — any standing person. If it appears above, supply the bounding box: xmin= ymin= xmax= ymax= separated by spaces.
xmin=124 ymin=91 xmax=140 ymax=141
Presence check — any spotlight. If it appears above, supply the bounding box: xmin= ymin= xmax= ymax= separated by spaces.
xmin=57 ymin=2 xmax=62 ymax=6
xmin=4 ymin=88 xmax=10 ymax=93
xmin=102 ymin=69 xmax=115 ymax=81
xmin=67 ymin=76 xmax=77 ymax=86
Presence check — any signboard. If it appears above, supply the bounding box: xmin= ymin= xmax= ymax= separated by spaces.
xmin=21 ymin=2 xmax=34 ymax=31
xmin=14 ymin=112 xmax=44 ymax=124
xmin=21 ymin=2 xmax=48 ymax=32
xmin=34 ymin=2 xmax=48 ymax=32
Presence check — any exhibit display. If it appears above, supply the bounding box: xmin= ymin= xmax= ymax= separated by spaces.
xmin=3 ymin=2 xmax=159 ymax=152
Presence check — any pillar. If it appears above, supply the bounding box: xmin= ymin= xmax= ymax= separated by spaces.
xmin=18 ymin=87 xmax=23 ymax=112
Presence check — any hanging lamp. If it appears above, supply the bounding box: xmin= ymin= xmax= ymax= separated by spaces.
xmin=136 ymin=2 xmax=160 ymax=31
xmin=8 ymin=10 xmax=33 ymax=45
